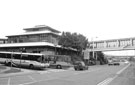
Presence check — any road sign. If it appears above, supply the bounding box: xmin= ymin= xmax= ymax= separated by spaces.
xmin=84 ymin=50 xmax=89 ymax=59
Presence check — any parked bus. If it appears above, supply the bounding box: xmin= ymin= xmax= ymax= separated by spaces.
xmin=45 ymin=55 xmax=72 ymax=69
xmin=0 ymin=51 xmax=50 ymax=69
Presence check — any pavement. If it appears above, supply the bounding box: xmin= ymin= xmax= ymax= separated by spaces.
xmin=0 ymin=66 xmax=10 ymax=73
xmin=0 ymin=66 xmax=72 ymax=85
xmin=0 ymin=65 xmax=35 ymax=78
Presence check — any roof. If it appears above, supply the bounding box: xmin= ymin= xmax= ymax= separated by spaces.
xmin=6 ymin=31 xmax=60 ymax=37
xmin=23 ymin=25 xmax=61 ymax=33
xmin=0 ymin=42 xmax=60 ymax=48
xmin=0 ymin=38 xmax=7 ymax=40
xmin=0 ymin=51 xmax=43 ymax=56
xmin=0 ymin=42 xmax=77 ymax=51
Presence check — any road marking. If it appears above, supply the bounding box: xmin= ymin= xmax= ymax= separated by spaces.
xmin=37 ymin=71 xmax=50 ymax=74
xmin=27 ymin=75 xmax=36 ymax=81
xmin=116 ymin=63 xmax=130 ymax=75
xmin=74 ymin=68 xmax=101 ymax=75
xmin=37 ymin=69 xmax=66 ymax=74
xmin=97 ymin=64 xmax=130 ymax=85
xmin=97 ymin=75 xmax=117 ymax=85
xmin=19 ymin=78 xmax=56 ymax=85
xmin=7 ymin=77 xmax=10 ymax=85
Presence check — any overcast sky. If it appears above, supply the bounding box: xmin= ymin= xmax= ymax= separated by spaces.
xmin=0 ymin=0 xmax=135 ymax=56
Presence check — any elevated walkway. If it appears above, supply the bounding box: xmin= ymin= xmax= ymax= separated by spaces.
xmin=87 ymin=37 xmax=135 ymax=52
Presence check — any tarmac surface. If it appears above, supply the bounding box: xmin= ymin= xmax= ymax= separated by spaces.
xmin=0 ymin=64 xmax=131 ymax=85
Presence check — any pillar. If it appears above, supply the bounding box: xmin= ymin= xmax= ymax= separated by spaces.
xmin=117 ymin=40 xmax=120 ymax=47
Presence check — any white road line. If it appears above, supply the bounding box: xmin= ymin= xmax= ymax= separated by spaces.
xmin=117 ymin=63 xmax=130 ymax=75
xmin=97 ymin=78 xmax=112 ymax=85
xmin=7 ymin=77 xmax=10 ymax=85
xmin=97 ymin=75 xmax=117 ymax=85
xmin=49 ymin=69 xmax=66 ymax=72
xmin=27 ymin=75 xmax=36 ymax=81
xmin=37 ymin=71 xmax=50 ymax=74
xmin=97 ymin=64 xmax=130 ymax=85
xmin=74 ymin=68 xmax=101 ymax=75
xmin=19 ymin=78 xmax=56 ymax=85
xmin=37 ymin=69 xmax=67 ymax=74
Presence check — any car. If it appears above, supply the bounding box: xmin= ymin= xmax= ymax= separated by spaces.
xmin=113 ymin=61 xmax=120 ymax=65
xmin=108 ymin=60 xmax=120 ymax=66
xmin=108 ymin=61 xmax=114 ymax=65
xmin=74 ymin=61 xmax=88 ymax=71
xmin=120 ymin=60 xmax=129 ymax=64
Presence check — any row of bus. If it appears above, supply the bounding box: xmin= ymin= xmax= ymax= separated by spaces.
xmin=0 ymin=51 xmax=72 ymax=69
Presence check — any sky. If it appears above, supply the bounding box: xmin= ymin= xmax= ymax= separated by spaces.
xmin=0 ymin=0 xmax=135 ymax=56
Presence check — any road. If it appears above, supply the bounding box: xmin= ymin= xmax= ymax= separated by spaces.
xmin=0 ymin=64 xmax=131 ymax=85
xmin=109 ymin=63 xmax=135 ymax=85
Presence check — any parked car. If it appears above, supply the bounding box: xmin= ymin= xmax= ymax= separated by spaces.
xmin=74 ymin=61 xmax=88 ymax=71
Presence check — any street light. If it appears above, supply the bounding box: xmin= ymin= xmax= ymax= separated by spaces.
xmin=54 ymin=44 xmax=57 ymax=55
xmin=19 ymin=48 xmax=25 ymax=71
xmin=10 ymin=51 xmax=14 ymax=70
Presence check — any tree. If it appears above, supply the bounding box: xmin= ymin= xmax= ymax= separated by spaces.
xmin=59 ymin=32 xmax=88 ymax=60
xmin=129 ymin=56 xmax=135 ymax=62
xmin=97 ymin=51 xmax=108 ymax=64
xmin=59 ymin=32 xmax=88 ymax=51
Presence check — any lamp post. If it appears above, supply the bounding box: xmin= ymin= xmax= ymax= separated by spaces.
xmin=54 ymin=45 xmax=57 ymax=55
xmin=10 ymin=51 xmax=14 ymax=69
xmin=20 ymin=48 xmax=25 ymax=71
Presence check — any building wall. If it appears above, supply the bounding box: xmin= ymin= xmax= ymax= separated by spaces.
xmin=0 ymin=46 xmax=77 ymax=56
xmin=0 ymin=39 xmax=7 ymax=44
xmin=7 ymin=34 xmax=59 ymax=44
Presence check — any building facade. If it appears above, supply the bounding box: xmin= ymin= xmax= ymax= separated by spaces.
xmin=7 ymin=25 xmax=60 ymax=45
xmin=0 ymin=38 xmax=7 ymax=44
xmin=0 ymin=25 xmax=77 ymax=55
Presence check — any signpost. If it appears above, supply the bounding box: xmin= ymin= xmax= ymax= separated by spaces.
xmin=84 ymin=50 xmax=90 ymax=60
xmin=83 ymin=50 xmax=90 ymax=65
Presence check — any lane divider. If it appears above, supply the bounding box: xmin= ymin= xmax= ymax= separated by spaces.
xmin=116 ymin=63 xmax=130 ymax=75
xmin=97 ymin=75 xmax=117 ymax=85
xmin=7 ymin=77 xmax=10 ymax=85
xmin=97 ymin=64 xmax=130 ymax=85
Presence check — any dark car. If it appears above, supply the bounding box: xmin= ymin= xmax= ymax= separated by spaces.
xmin=108 ymin=61 xmax=114 ymax=65
xmin=113 ymin=61 xmax=120 ymax=65
xmin=74 ymin=61 xmax=88 ymax=71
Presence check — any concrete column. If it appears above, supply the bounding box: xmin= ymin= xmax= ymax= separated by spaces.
xmin=104 ymin=41 xmax=107 ymax=48
xmin=133 ymin=39 xmax=135 ymax=46
xmin=130 ymin=39 xmax=133 ymax=46
xmin=95 ymin=52 xmax=98 ymax=60
xmin=117 ymin=40 xmax=120 ymax=47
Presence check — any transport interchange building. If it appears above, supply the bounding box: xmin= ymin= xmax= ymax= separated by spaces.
xmin=0 ymin=25 xmax=77 ymax=55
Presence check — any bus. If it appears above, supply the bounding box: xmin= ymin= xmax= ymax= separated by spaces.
xmin=0 ymin=51 xmax=50 ymax=69
xmin=45 ymin=55 xmax=72 ymax=69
